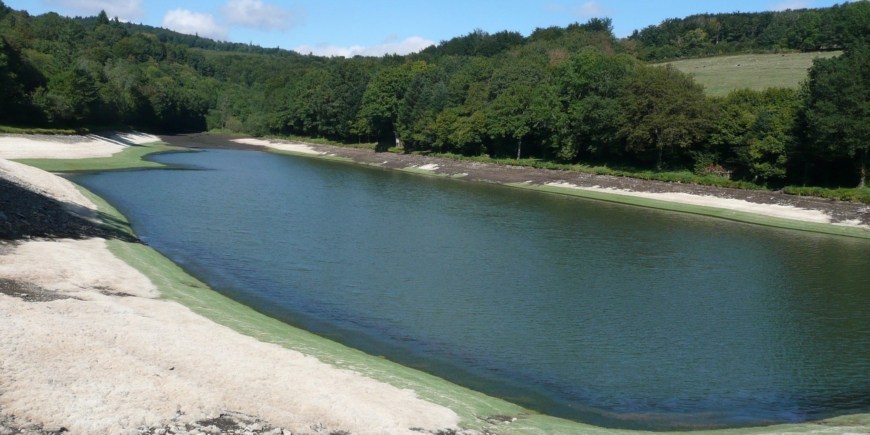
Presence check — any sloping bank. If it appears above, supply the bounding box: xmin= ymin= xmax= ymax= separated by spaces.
xmin=0 ymin=133 xmax=867 ymax=435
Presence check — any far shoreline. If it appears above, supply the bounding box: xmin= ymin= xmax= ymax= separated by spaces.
xmin=162 ymin=133 xmax=870 ymax=240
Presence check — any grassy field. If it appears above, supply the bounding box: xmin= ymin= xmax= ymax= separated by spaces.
xmin=661 ymin=52 xmax=841 ymax=96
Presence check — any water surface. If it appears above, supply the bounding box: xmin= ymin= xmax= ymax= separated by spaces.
xmin=73 ymin=149 xmax=870 ymax=430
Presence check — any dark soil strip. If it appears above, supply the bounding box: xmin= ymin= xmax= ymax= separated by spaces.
xmin=0 ymin=278 xmax=73 ymax=302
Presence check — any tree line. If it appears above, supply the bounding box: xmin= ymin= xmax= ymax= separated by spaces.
xmin=628 ymin=1 xmax=870 ymax=61
xmin=0 ymin=1 xmax=869 ymax=189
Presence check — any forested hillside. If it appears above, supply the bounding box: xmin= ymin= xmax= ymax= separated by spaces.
xmin=1 ymin=0 xmax=869 ymax=192
xmin=629 ymin=2 xmax=870 ymax=61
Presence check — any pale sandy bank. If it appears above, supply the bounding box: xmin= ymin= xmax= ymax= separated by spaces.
xmin=0 ymin=238 xmax=460 ymax=435
xmin=544 ymin=182 xmax=859 ymax=227
xmin=0 ymin=132 xmax=161 ymax=160
xmin=231 ymin=138 xmax=325 ymax=155
xmin=0 ymin=159 xmax=96 ymax=212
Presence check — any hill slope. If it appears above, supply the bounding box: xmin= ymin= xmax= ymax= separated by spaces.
xmin=662 ymin=51 xmax=840 ymax=95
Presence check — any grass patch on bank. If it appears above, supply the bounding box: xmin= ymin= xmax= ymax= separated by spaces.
xmin=266 ymin=133 xmax=378 ymax=150
xmin=516 ymin=183 xmax=870 ymax=240
xmin=783 ymin=186 xmax=870 ymax=204
xmin=661 ymin=52 xmax=841 ymax=96
xmin=0 ymin=124 xmax=139 ymax=135
xmin=13 ymin=142 xmax=189 ymax=172
xmin=0 ymin=125 xmax=79 ymax=135
xmin=431 ymin=152 xmax=761 ymax=190
xmin=266 ymin=148 xmax=354 ymax=163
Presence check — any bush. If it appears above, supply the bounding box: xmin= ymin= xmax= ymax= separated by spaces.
xmin=782 ymin=186 xmax=870 ymax=204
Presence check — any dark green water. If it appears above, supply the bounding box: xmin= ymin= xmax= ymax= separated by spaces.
xmin=73 ymin=149 xmax=870 ymax=431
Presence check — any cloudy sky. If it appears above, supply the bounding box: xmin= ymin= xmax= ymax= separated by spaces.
xmin=5 ymin=0 xmax=848 ymax=57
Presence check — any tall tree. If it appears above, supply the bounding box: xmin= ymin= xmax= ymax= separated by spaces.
xmin=804 ymin=46 xmax=870 ymax=187
xmin=356 ymin=63 xmax=422 ymax=148
xmin=553 ymin=50 xmax=636 ymax=160
xmin=487 ymin=82 xmax=555 ymax=159
xmin=619 ymin=65 xmax=713 ymax=169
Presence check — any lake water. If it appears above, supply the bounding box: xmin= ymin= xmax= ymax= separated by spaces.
xmin=73 ymin=148 xmax=870 ymax=431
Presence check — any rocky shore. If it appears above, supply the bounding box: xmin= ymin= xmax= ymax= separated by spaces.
xmin=0 ymin=409 xmax=370 ymax=435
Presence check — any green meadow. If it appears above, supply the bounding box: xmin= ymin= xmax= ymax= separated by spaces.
xmin=662 ymin=52 xmax=842 ymax=96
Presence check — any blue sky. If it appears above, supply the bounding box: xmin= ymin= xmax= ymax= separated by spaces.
xmin=5 ymin=0 xmax=849 ymax=56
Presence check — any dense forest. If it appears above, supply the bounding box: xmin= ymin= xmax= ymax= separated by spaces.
xmin=629 ymin=2 xmax=870 ymax=61
xmin=0 ymin=0 xmax=869 ymax=191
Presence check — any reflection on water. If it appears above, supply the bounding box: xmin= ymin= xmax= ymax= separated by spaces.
xmin=74 ymin=149 xmax=870 ymax=431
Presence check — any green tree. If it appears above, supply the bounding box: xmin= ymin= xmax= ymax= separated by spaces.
xmin=356 ymin=63 xmax=420 ymax=148
xmin=620 ymin=65 xmax=713 ymax=169
xmin=0 ymin=0 xmax=10 ymax=19
xmin=709 ymin=88 xmax=797 ymax=182
xmin=0 ymin=36 xmax=23 ymax=122
xmin=553 ymin=50 xmax=636 ymax=160
xmin=804 ymin=46 xmax=870 ymax=187
xmin=487 ymin=82 xmax=555 ymax=159
xmin=95 ymin=10 xmax=110 ymax=27
xmin=485 ymin=60 xmax=553 ymax=159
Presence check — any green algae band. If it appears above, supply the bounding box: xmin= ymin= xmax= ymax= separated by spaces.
xmin=73 ymin=148 xmax=870 ymax=432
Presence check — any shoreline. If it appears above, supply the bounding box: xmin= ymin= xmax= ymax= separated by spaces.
xmin=1 ymin=132 xmax=869 ymax=435
xmin=164 ymin=134 xmax=870 ymax=240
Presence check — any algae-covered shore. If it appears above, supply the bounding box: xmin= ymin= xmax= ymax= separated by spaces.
xmin=0 ymin=133 xmax=869 ymax=435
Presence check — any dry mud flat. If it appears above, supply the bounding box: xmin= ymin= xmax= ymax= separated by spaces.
xmin=166 ymin=134 xmax=870 ymax=230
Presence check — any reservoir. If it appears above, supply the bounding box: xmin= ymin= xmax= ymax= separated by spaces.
xmin=73 ymin=148 xmax=870 ymax=431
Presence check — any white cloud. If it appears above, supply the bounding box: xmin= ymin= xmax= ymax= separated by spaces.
xmin=545 ymin=1 xmax=613 ymax=18
xmin=44 ymin=0 xmax=144 ymax=20
xmin=220 ymin=0 xmax=304 ymax=31
xmin=294 ymin=36 xmax=436 ymax=58
xmin=162 ymin=9 xmax=228 ymax=40
xmin=770 ymin=0 xmax=812 ymax=10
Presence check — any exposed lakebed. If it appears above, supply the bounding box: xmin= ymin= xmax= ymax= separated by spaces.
xmin=72 ymin=148 xmax=870 ymax=431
